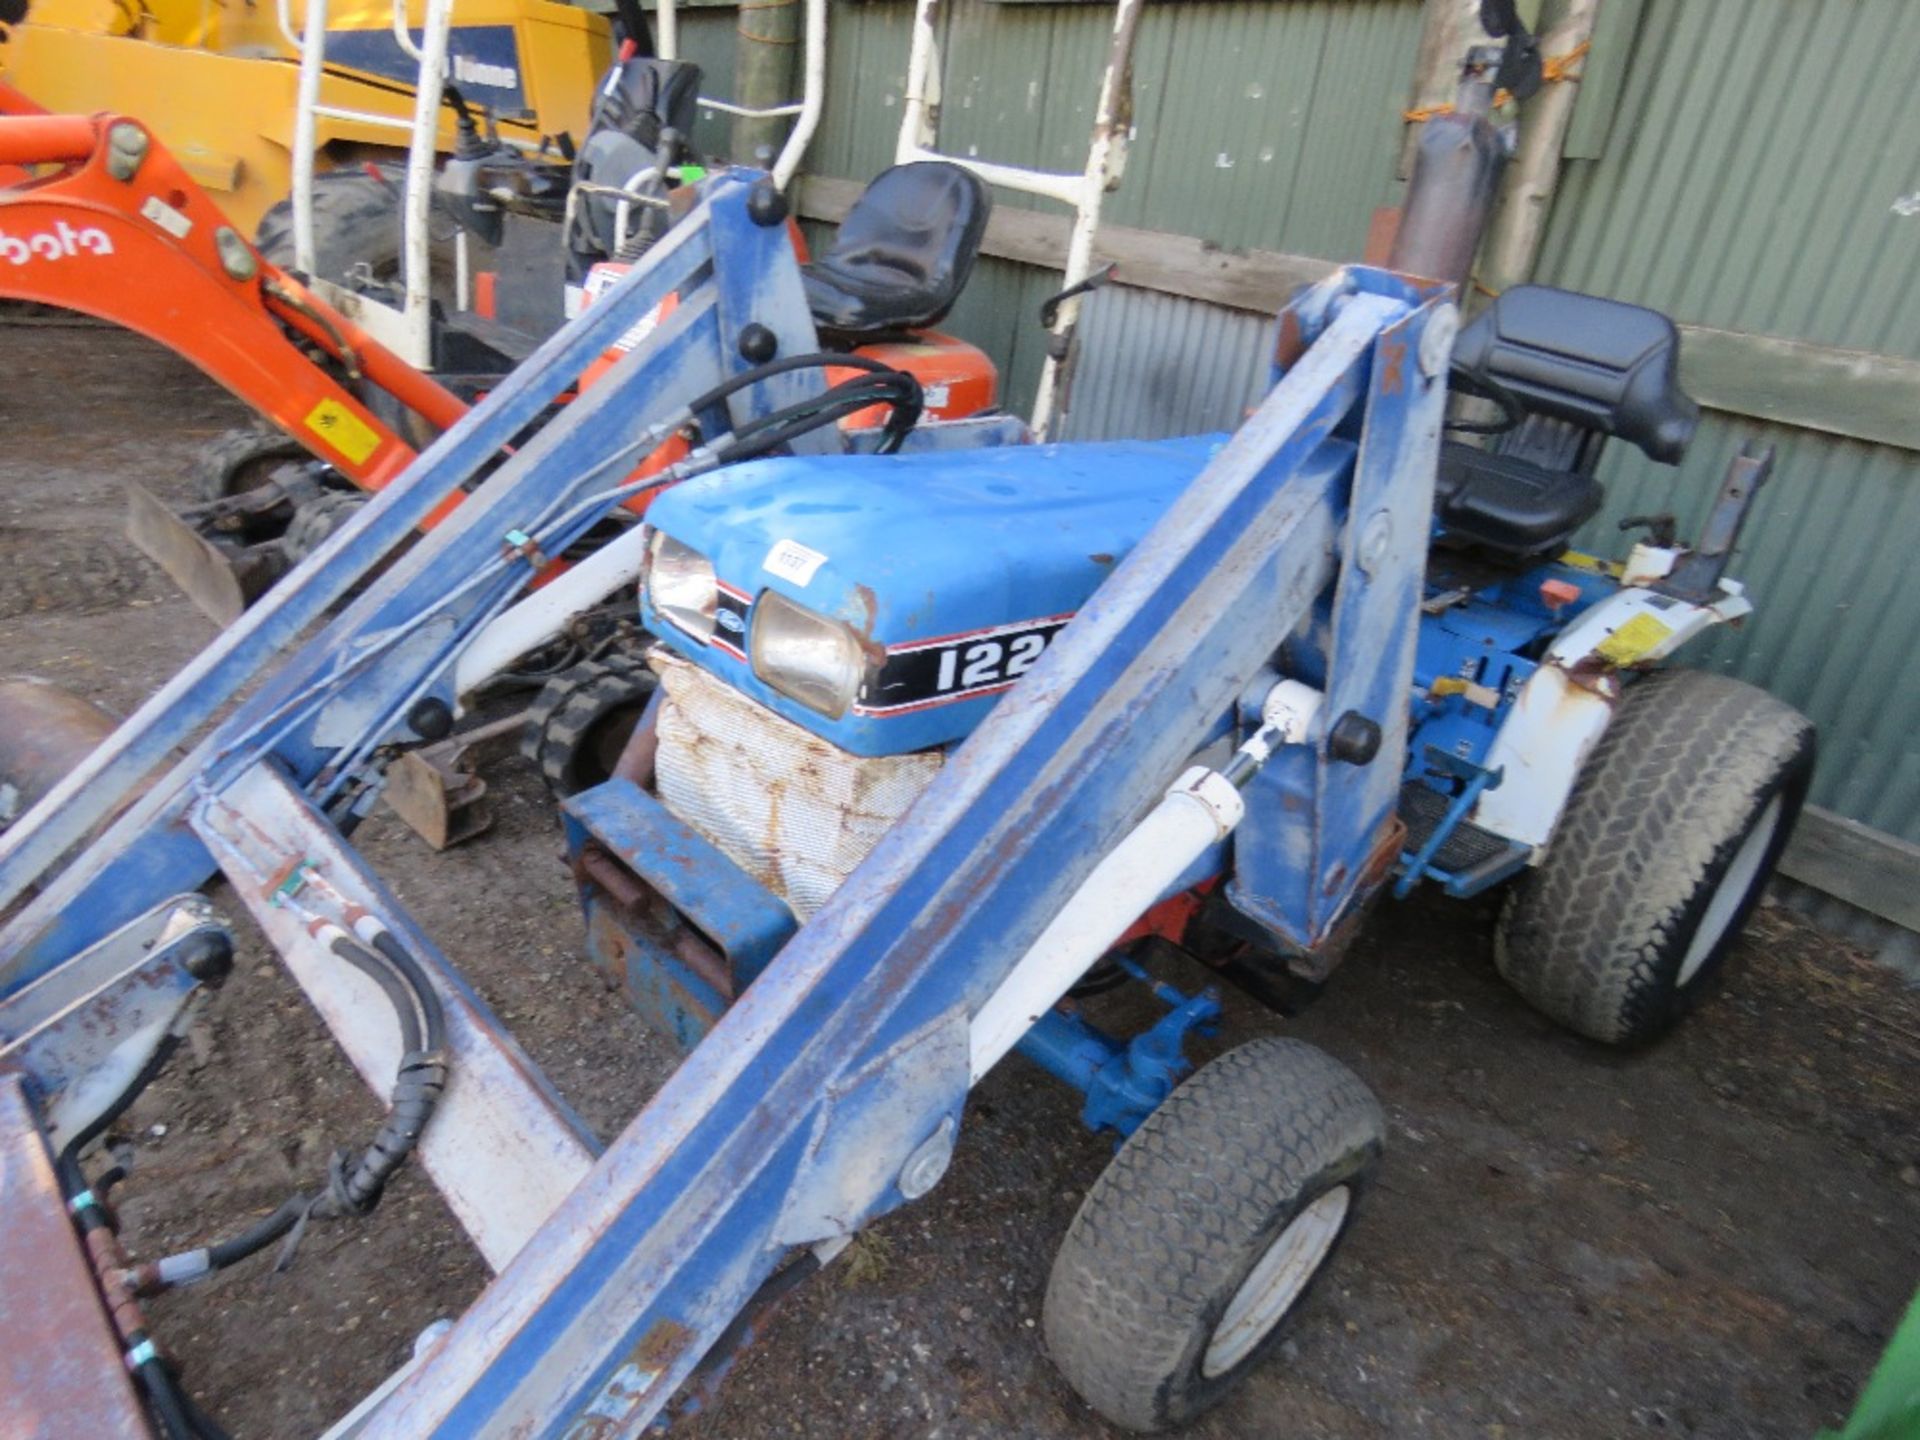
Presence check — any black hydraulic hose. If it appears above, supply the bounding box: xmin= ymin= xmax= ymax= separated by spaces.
xmin=145 ymin=928 xmax=449 ymax=1281
xmin=330 ymin=934 xmax=424 ymax=1058
xmin=178 ymin=1388 xmax=235 ymax=1440
xmin=371 ymin=930 xmax=447 ymax=1053
xmin=55 ymin=1156 xmax=222 ymax=1440
xmin=271 ymin=932 xmax=447 ymax=1260
xmin=135 ymin=1352 xmax=197 ymax=1440
xmin=203 ymin=1195 xmax=307 ymax=1270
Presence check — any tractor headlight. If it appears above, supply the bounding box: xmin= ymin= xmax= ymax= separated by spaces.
xmin=750 ymin=590 xmax=866 ymax=720
xmin=644 ymin=529 xmax=717 ymax=644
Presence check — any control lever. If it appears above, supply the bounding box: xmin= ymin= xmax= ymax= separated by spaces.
xmin=1658 ymin=443 xmax=1775 ymax=605
xmin=1040 ymin=262 xmax=1119 ymax=337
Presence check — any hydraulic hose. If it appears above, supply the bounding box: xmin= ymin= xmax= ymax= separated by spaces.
xmin=139 ymin=928 xmax=448 ymax=1283
xmin=697 ymin=355 xmax=924 ymax=458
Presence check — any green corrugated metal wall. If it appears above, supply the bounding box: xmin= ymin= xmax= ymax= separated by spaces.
xmin=678 ymin=0 xmax=1918 ymax=844
xmin=790 ymin=0 xmax=1425 ymax=427
xmin=1535 ymin=0 xmax=1920 ymax=842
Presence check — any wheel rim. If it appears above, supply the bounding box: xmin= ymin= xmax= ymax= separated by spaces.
xmin=1202 ymin=1184 xmax=1350 ymax=1379
xmin=1676 ymin=794 xmax=1784 ymax=987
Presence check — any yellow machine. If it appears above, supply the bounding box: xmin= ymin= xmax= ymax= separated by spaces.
xmin=0 ymin=0 xmax=610 ymax=231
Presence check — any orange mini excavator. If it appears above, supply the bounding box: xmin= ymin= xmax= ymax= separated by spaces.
xmin=0 ymin=78 xmax=1006 ymax=626
xmin=0 ymin=81 xmax=470 ymax=621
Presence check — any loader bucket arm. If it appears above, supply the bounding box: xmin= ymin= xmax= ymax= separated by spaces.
xmin=0 ymin=162 xmax=1448 ymax=1435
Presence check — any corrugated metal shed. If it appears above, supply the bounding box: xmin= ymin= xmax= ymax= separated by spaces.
xmin=804 ymin=0 xmax=1422 ymax=251
xmin=1532 ymin=0 xmax=1920 ymax=843
xmin=797 ymin=0 xmax=1425 ymax=442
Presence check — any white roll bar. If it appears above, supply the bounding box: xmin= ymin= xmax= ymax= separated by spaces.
xmin=897 ymin=0 xmax=1144 ymax=440
xmin=285 ymin=0 xmax=451 ymax=369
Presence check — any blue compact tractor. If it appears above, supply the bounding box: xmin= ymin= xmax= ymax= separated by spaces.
xmin=0 ymin=8 xmax=1811 ymax=1436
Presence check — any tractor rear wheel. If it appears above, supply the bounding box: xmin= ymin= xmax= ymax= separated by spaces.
xmin=1043 ymin=1038 xmax=1383 ymax=1432
xmin=1495 ymin=667 xmax=1815 ymax=1047
xmin=523 ymin=654 xmax=657 ymax=799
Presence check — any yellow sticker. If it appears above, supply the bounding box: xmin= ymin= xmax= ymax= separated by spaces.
xmin=1557 ymin=549 xmax=1620 ymax=578
xmin=1594 ymin=611 xmax=1674 ymax=666
xmin=303 ymin=398 xmax=381 ymax=467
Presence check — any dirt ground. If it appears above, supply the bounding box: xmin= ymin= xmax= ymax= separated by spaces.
xmin=1 ymin=324 xmax=1916 ymax=1440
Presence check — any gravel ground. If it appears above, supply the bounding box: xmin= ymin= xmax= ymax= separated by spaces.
xmin=1 ymin=324 xmax=1915 ymax=1440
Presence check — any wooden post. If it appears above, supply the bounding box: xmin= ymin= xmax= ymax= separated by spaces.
xmin=1478 ymin=0 xmax=1602 ymax=293
xmin=734 ymin=0 xmax=800 ymax=166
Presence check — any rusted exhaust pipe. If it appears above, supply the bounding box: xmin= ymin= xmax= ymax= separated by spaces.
xmin=1387 ymin=50 xmax=1510 ymax=290
xmin=0 ymin=676 xmax=120 ymax=827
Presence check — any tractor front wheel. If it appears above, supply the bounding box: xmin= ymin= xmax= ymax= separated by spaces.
xmin=1495 ymin=667 xmax=1815 ymax=1047
xmin=1042 ymin=1038 xmax=1383 ymax=1433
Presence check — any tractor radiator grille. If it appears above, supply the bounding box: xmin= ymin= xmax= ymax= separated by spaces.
xmin=651 ymin=652 xmax=943 ymax=918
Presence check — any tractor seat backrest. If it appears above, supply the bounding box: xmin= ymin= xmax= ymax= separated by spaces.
xmin=803 ymin=162 xmax=992 ymax=342
xmin=1451 ymin=285 xmax=1700 ymax=464
xmin=568 ymin=57 xmax=704 ymax=275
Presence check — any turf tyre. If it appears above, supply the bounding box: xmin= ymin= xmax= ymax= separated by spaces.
xmin=1495 ymin=667 xmax=1815 ymax=1046
xmin=1043 ymin=1037 xmax=1383 ymax=1433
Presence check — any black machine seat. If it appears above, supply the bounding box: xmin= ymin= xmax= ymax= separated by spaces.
xmin=567 ymin=57 xmax=704 ymax=281
xmin=803 ymin=162 xmax=992 ymax=341
xmin=1437 ymin=285 xmax=1701 ymax=559
xmin=1451 ymin=285 xmax=1700 ymax=463
xmin=1435 ymin=440 xmax=1603 ymax=559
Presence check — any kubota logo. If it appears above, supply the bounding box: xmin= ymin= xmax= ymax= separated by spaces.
xmin=0 ymin=221 xmax=115 ymax=266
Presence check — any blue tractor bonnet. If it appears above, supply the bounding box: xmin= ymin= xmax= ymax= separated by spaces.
xmin=641 ymin=433 xmax=1229 ymax=755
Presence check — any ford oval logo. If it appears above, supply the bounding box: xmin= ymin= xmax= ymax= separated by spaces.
xmin=716 ymin=609 xmax=745 ymax=634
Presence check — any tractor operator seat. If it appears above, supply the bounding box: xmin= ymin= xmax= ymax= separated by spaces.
xmin=803 ymin=162 xmax=992 ymax=344
xmin=1437 ymin=285 xmax=1700 ymax=560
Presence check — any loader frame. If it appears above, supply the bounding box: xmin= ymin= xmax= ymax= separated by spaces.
xmin=0 ymin=171 xmax=1451 ymax=1436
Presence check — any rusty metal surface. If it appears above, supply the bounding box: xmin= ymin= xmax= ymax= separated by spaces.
xmin=0 ymin=1073 xmax=150 ymax=1439
xmin=651 ymin=652 xmax=942 ymax=917
xmin=0 ymin=896 xmax=224 ymax=1155
xmin=381 ymin=714 xmax=524 ymax=851
xmin=123 ymin=481 xmax=253 ymax=627
xmin=578 ymin=842 xmax=736 ymax=1004
xmin=0 ymin=675 xmax=119 ymax=823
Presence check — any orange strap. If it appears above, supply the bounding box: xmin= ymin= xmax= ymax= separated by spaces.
xmin=1404 ymin=40 xmax=1592 ymax=123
